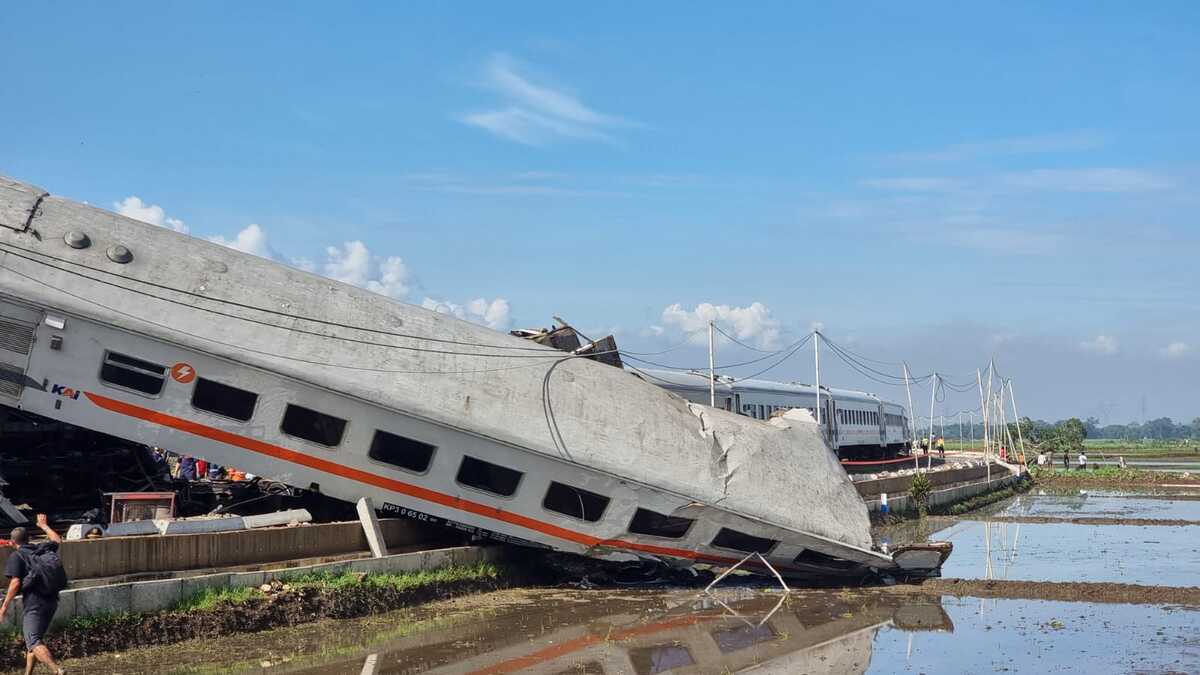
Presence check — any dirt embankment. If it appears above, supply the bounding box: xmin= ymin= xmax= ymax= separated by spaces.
xmin=893 ymin=578 xmax=1200 ymax=606
xmin=0 ymin=575 xmax=514 ymax=669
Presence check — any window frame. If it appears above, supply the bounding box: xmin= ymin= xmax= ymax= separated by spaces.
xmin=541 ymin=480 xmax=611 ymax=523
xmin=627 ymin=507 xmax=696 ymax=540
xmin=454 ymin=455 xmax=524 ymax=499
xmin=366 ymin=428 xmax=437 ymax=475
xmin=709 ymin=527 xmax=779 ymax=555
xmin=98 ymin=350 xmax=167 ymax=398
xmin=279 ymin=402 xmax=349 ymax=448
xmin=189 ymin=376 xmax=259 ymax=423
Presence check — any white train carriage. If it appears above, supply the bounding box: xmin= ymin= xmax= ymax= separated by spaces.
xmin=635 ymin=369 xmax=912 ymax=460
xmin=0 ymin=175 xmax=948 ymax=580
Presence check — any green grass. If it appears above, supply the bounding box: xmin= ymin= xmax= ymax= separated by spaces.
xmin=60 ymin=610 xmax=139 ymax=633
xmin=1082 ymin=438 xmax=1200 ymax=458
xmin=1029 ymin=466 xmax=1186 ymax=484
xmin=174 ymin=584 xmax=265 ymax=612
xmin=282 ymin=562 xmax=501 ymax=592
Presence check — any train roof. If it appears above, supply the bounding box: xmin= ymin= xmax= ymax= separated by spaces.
xmin=0 ymin=175 xmax=875 ymax=552
xmin=632 ymin=368 xmax=904 ymax=408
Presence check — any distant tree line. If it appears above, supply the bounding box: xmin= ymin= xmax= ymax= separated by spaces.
xmin=937 ymin=416 xmax=1200 ymax=442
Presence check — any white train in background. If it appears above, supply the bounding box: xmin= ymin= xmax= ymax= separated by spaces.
xmin=634 ymin=369 xmax=913 ymax=461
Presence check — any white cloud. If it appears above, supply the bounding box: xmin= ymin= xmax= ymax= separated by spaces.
xmin=1000 ymin=168 xmax=1172 ymax=193
xmin=114 ymin=196 xmax=189 ymax=234
xmin=1161 ymin=341 xmax=1190 ymax=358
xmin=460 ymin=53 xmax=627 ymax=145
xmin=322 ymin=241 xmax=411 ymax=300
xmin=659 ymin=302 xmax=782 ymax=350
xmin=421 ymin=297 xmax=512 ymax=330
xmin=1080 ymin=334 xmax=1119 ymax=355
xmin=209 ymin=224 xmax=274 ymax=259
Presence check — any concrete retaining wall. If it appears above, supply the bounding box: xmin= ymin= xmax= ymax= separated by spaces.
xmin=854 ymin=463 xmax=1001 ymax=498
xmin=863 ymin=473 xmax=1020 ymax=513
xmin=0 ymin=518 xmax=442 ymax=580
xmin=0 ymin=545 xmax=500 ymax=628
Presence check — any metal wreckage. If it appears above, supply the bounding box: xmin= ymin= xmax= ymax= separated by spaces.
xmin=0 ymin=175 xmax=948 ymax=581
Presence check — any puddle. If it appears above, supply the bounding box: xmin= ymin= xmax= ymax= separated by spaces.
xmin=1002 ymin=494 xmax=1200 ymax=521
xmin=37 ymin=588 xmax=1200 ymax=674
xmin=932 ymin=519 xmax=1200 ymax=586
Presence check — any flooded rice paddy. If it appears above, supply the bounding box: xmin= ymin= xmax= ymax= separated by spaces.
xmin=1002 ymin=492 xmax=1200 ymax=521
xmin=28 ymin=488 xmax=1200 ymax=674
xmin=932 ymin=520 xmax=1200 ymax=586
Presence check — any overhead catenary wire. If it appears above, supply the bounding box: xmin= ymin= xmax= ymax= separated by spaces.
xmin=711 ymin=324 xmax=779 ymax=354
xmin=621 ymin=332 xmax=814 ymax=373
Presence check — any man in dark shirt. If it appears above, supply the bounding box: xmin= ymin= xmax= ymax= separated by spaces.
xmin=1 ymin=515 xmax=65 ymax=674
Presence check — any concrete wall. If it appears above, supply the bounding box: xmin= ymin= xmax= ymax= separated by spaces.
xmin=854 ymin=463 xmax=1000 ymax=498
xmin=863 ymin=473 xmax=1019 ymax=513
xmin=0 ymin=518 xmax=442 ymax=580
xmin=0 ymin=544 xmax=500 ymax=628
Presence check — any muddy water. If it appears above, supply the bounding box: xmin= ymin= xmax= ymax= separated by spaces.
xmin=933 ymin=519 xmax=1200 ymax=586
xmin=44 ymin=588 xmax=1200 ymax=674
xmin=1002 ymin=493 xmax=1200 ymax=521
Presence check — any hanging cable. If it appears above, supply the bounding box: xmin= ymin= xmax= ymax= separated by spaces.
xmin=0 ymin=246 xmax=634 ymax=360
xmin=725 ymin=333 xmax=813 ymax=383
xmin=2 ymin=264 xmax=619 ymax=375
xmin=0 ymin=242 xmax=564 ymax=352
xmin=711 ymin=324 xmax=778 ymax=354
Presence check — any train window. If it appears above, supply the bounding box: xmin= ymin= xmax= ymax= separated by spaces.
xmin=456 ymin=456 xmax=522 ymax=497
xmin=543 ymin=481 xmax=610 ymax=522
xmin=628 ymin=508 xmax=694 ymax=539
xmin=711 ymin=528 xmax=778 ymax=554
xmin=794 ymin=548 xmax=859 ymax=571
xmin=191 ymin=378 xmax=257 ymax=421
xmin=280 ymin=404 xmax=347 ymax=447
xmin=368 ymin=429 xmax=435 ymax=473
xmin=100 ymin=351 xmax=166 ymax=396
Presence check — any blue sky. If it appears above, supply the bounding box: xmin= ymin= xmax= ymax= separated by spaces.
xmin=3 ymin=2 xmax=1198 ymax=423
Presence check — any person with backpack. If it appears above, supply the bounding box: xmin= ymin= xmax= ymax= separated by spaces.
xmin=1 ymin=514 xmax=67 ymax=675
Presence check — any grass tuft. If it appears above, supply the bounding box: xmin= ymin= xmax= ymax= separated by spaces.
xmin=174 ymin=585 xmax=265 ymax=612
xmin=282 ymin=562 xmax=501 ymax=592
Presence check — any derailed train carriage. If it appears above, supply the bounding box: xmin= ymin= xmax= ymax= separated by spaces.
xmin=0 ymin=175 xmax=947 ymax=580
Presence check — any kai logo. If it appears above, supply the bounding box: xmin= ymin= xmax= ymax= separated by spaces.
xmin=170 ymin=363 xmax=196 ymax=384
xmin=51 ymin=384 xmax=81 ymax=400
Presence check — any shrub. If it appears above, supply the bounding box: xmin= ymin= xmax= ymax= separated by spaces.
xmin=909 ymin=472 xmax=932 ymax=517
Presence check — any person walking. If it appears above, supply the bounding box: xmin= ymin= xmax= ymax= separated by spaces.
xmin=1 ymin=514 xmax=67 ymax=674
xmin=1078 ymin=451 xmax=1087 ymax=471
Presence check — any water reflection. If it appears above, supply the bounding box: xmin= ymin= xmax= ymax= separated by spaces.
xmin=933 ymin=518 xmax=1200 ymax=586
xmin=267 ymin=590 xmax=952 ymax=675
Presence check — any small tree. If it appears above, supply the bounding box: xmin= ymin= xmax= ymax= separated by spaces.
xmin=910 ymin=472 xmax=932 ymax=517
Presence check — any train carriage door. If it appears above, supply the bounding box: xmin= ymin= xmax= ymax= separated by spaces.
xmin=0 ymin=300 xmax=42 ymax=405
xmin=826 ymin=398 xmax=838 ymax=447
xmin=878 ymin=403 xmax=886 ymax=447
